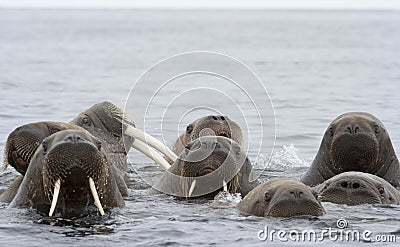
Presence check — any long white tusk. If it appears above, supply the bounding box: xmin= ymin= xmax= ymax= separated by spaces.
xmin=223 ymin=180 xmax=228 ymax=192
xmin=131 ymin=139 xmax=171 ymax=170
xmin=49 ymin=179 xmax=61 ymax=217
xmin=125 ymin=125 xmax=178 ymax=163
xmin=188 ymin=180 xmax=196 ymax=198
xmin=89 ymin=177 xmax=105 ymax=216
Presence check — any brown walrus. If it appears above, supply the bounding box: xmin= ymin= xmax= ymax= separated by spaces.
xmin=301 ymin=112 xmax=399 ymax=187
xmin=3 ymin=122 xmax=83 ymax=176
xmin=153 ymin=136 xmax=258 ymax=199
xmin=0 ymin=122 xmax=84 ymax=203
xmin=238 ymin=178 xmax=325 ymax=217
xmin=171 ymin=115 xmax=243 ymax=160
xmin=10 ymin=129 xmax=124 ymax=217
xmin=313 ymin=172 xmax=400 ymax=205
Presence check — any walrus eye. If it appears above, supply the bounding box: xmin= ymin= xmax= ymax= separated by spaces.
xmin=82 ymin=117 xmax=91 ymax=126
xmin=378 ymin=186 xmax=385 ymax=195
xmin=42 ymin=141 xmax=48 ymax=153
xmin=186 ymin=124 xmax=194 ymax=135
xmin=264 ymin=191 xmax=272 ymax=202
xmin=373 ymin=124 xmax=379 ymax=134
xmin=96 ymin=141 xmax=102 ymax=151
xmin=329 ymin=126 xmax=334 ymax=136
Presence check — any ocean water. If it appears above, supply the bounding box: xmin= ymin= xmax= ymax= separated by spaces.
xmin=0 ymin=9 xmax=400 ymax=246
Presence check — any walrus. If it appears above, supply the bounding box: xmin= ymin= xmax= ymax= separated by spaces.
xmin=10 ymin=129 xmax=124 ymax=217
xmin=3 ymin=122 xmax=83 ymax=176
xmin=313 ymin=171 xmax=400 ymax=205
xmin=0 ymin=122 xmax=84 ymax=203
xmin=171 ymin=115 xmax=243 ymax=160
xmin=301 ymin=112 xmax=399 ymax=187
xmin=238 ymin=178 xmax=325 ymax=217
xmin=153 ymin=136 xmax=258 ymax=199
xmin=70 ymin=101 xmax=177 ymax=171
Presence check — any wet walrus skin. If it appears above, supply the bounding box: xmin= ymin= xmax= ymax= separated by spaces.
xmin=238 ymin=178 xmax=325 ymax=218
xmin=153 ymin=136 xmax=258 ymax=199
xmin=171 ymin=115 xmax=243 ymax=161
xmin=301 ymin=112 xmax=400 ymax=187
xmin=0 ymin=122 xmax=84 ymax=203
xmin=10 ymin=130 xmax=124 ymax=217
xmin=70 ymin=101 xmax=135 ymax=196
xmin=313 ymin=171 xmax=400 ymax=205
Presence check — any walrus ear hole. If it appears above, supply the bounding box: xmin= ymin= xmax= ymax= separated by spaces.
xmin=264 ymin=191 xmax=272 ymax=203
xmin=186 ymin=124 xmax=194 ymax=135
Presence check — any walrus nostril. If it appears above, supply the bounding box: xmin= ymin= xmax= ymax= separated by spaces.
xmin=211 ymin=116 xmax=218 ymax=120
xmin=64 ymin=134 xmax=85 ymax=143
xmin=340 ymin=181 xmax=349 ymax=188
xmin=354 ymin=126 xmax=360 ymax=134
xmin=289 ymin=190 xmax=303 ymax=199
xmin=346 ymin=127 xmax=352 ymax=134
xmin=220 ymin=116 xmax=225 ymax=121
xmin=352 ymin=182 xmax=360 ymax=189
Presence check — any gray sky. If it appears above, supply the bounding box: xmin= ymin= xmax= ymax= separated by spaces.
xmin=1 ymin=0 xmax=400 ymax=9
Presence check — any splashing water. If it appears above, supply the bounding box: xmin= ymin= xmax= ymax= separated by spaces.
xmin=256 ymin=144 xmax=310 ymax=171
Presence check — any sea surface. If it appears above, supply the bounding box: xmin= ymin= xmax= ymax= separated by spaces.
xmin=0 ymin=9 xmax=400 ymax=246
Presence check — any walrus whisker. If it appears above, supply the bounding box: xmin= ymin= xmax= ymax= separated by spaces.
xmin=131 ymin=139 xmax=171 ymax=170
xmin=89 ymin=177 xmax=105 ymax=216
xmin=49 ymin=178 xmax=61 ymax=217
xmin=125 ymin=125 xmax=178 ymax=163
xmin=188 ymin=179 xmax=196 ymax=198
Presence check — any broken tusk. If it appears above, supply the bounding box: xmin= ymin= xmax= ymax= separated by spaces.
xmin=132 ymin=139 xmax=171 ymax=170
xmin=188 ymin=180 xmax=196 ymax=198
xmin=223 ymin=180 xmax=228 ymax=192
xmin=89 ymin=177 xmax=105 ymax=216
xmin=49 ymin=179 xmax=61 ymax=217
xmin=125 ymin=125 xmax=178 ymax=162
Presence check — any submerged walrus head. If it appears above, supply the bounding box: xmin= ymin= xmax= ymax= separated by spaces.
xmin=3 ymin=122 xmax=83 ymax=175
xmin=239 ymin=178 xmax=325 ymax=218
xmin=172 ymin=115 xmax=243 ymax=157
xmin=154 ymin=136 xmax=257 ymax=199
xmin=10 ymin=130 xmax=124 ymax=218
xmin=314 ymin=172 xmax=400 ymax=205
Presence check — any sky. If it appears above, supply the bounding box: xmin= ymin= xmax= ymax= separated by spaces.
xmin=1 ymin=0 xmax=400 ymax=9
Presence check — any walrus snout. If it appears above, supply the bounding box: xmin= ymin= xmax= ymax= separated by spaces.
xmin=318 ymin=176 xmax=382 ymax=205
xmin=267 ymin=187 xmax=324 ymax=217
xmin=41 ymin=130 xmax=109 ymax=217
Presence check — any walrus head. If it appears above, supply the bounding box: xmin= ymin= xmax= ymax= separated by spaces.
xmin=326 ymin=112 xmax=394 ymax=175
xmin=314 ymin=172 xmax=400 ymax=205
xmin=154 ymin=136 xmax=256 ymax=199
xmin=185 ymin=115 xmax=242 ymax=144
xmin=10 ymin=129 xmax=124 ymax=217
xmin=239 ymin=178 xmax=325 ymax=218
xmin=171 ymin=115 xmax=243 ymax=158
xmin=3 ymin=122 xmax=83 ymax=175
xmin=69 ymin=101 xmax=135 ymax=155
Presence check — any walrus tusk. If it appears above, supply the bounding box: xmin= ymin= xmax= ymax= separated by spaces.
xmin=49 ymin=179 xmax=61 ymax=217
xmin=125 ymin=125 xmax=178 ymax=163
xmin=223 ymin=180 xmax=228 ymax=192
xmin=89 ymin=177 xmax=105 ymax=216
xmin=131 ymin=139 xmax=171 ymax=170
xmin=188 ymin=180 xmax=196 ymax=198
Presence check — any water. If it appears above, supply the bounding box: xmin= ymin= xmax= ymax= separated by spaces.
xmin=1 ymin=9 xmax=400 ymax=246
